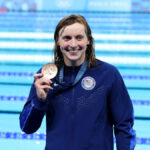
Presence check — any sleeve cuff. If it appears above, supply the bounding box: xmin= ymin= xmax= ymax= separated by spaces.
xmin=32 ymin=94 xmax=47 ymax=111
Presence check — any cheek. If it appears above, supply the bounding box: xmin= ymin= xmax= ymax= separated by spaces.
xmin=59 ymin=41 xmax=68 ymax=49
xmin=79 ymin=40 xmax=89 ymax=46
xmin=79 ymin=42 xmax=88 ymax=49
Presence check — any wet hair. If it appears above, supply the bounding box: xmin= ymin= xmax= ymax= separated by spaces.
xmin=53 ymin=14 xmax=97 ymax=68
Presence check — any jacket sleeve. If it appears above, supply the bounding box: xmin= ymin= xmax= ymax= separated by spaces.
xmin=108 ymin=68 xmax=136 ymax=150
xmin=19 ymin=82 xmax=47 ymax=134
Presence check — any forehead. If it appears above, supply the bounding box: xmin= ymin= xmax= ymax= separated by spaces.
xmin=59 ymin=23 xmax=86 ymax=36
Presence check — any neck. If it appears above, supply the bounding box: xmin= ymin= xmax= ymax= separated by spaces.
xmin=65 ymin=62 xmax=81 ymax=67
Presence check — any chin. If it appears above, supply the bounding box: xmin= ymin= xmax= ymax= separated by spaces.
xmin=69 ymin=57 xmax=80 ymax=61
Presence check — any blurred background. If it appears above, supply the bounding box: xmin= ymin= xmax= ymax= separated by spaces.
xmin=0 ymin=0 xmax=150 ymax=149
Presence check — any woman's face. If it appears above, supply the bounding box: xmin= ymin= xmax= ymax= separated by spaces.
xmin=58 ymin=23 xmax=89 ymax=66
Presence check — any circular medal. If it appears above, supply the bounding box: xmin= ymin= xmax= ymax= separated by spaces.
xmin=42 ymin=63 xmax=58 ymax=79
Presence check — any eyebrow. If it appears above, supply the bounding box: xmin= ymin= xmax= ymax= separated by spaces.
xmin=62 ymin=34 xmax=84 ymax=37
xmin=62 ymin=35 xmax=71 ymax=39
xmin=76 ymin=35 xmax=84 ymax=37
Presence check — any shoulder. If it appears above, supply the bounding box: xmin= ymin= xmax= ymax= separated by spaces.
xmin=94 ymin=59 xmax=119 ymax=73
xmin=86 ymin=59 xmax=122 ymax=82
xmin=91 ymin=59 xmax=123 ymax=82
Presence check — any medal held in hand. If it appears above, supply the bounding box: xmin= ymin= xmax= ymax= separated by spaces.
xmin=42 ymin=63 xmax=58 ymax=79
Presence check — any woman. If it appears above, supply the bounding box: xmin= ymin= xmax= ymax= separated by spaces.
xmin=20 ymin=14 xmax=135 ymax=150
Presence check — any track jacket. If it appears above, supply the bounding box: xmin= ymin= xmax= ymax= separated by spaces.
xmin=20 ymin=60 xmax=136 ymax=150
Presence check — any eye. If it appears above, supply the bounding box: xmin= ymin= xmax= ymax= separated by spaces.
xmin=76 ymin=35 xmax=84 ymax=40
xmin=63 ymin=36 xmax=71 ymax=41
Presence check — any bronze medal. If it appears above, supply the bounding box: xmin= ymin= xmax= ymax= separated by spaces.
xmin=42 ymin=63 xmax=58 ymax=79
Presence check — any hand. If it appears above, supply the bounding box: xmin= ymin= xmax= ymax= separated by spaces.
xmin=34 ymin=73 xmax=53 ymax=101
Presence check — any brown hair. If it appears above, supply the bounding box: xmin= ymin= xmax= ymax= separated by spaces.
xmin=53 ymin=14 xmax=97 ymax=68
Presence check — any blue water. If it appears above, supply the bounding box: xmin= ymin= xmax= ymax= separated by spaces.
xmin=0 ymin=11 xmax=150 ymax=150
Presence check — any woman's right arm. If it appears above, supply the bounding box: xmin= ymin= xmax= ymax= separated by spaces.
xmin=19 ymin=73 xmax=53 ymax=134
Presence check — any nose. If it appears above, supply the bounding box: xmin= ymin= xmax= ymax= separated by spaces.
xmin=70 ymin=38 xmax=77 ymax=47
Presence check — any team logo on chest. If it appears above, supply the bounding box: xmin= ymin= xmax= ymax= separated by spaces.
xmin=81 ymin=76 xmax=96 ymax=90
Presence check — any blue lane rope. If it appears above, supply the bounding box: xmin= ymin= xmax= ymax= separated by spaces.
xmin=0 ymin=96 xmax=27 ymax=101
xmin=0 ymin=132 xmax=46 ymax=140
xmin=122 ymin=75 xmax=150 ymax=80
xmin=0 ymin=131 xmax=150 ymax=145
xmin=0 ymin=95 xmax=150 ymax=105
xmin=0 ymin=71 xmax=150 ymax=80
xmin=0 ymin=72 xmax=34 ymax=77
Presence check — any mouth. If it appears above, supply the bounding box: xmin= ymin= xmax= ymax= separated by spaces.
xmin=68 ymin=51 xmax=79 ymax=56
xmin=63 ymin=45 xmax=83 ymax=52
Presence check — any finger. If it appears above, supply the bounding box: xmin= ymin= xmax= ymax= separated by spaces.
xmin=49 ymin=79 xmax=53 ymax=84
xmin=40 ymin=78 xmax=53 ymax=85
xmin=42 ymin=76 xmax=53 ymax=83
xmin=42 ymin=85 xmax=53 ymax=90
xmin=34 ymin=73 xmax=43 ymax=80
xmin=34 ymin=78 xmax=52 ymax=89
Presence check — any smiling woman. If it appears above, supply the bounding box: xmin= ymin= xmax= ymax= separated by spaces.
xmin=19 ymin=14 xmax=136 ymax=150
xmin=54 ymin=15 xmax=97 ymax=68
xmin=58 ymin=23 xmax=89 ymax=66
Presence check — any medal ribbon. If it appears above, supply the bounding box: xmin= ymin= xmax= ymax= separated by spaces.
xmin=59 ymin=60 xmax=88 ymax=86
